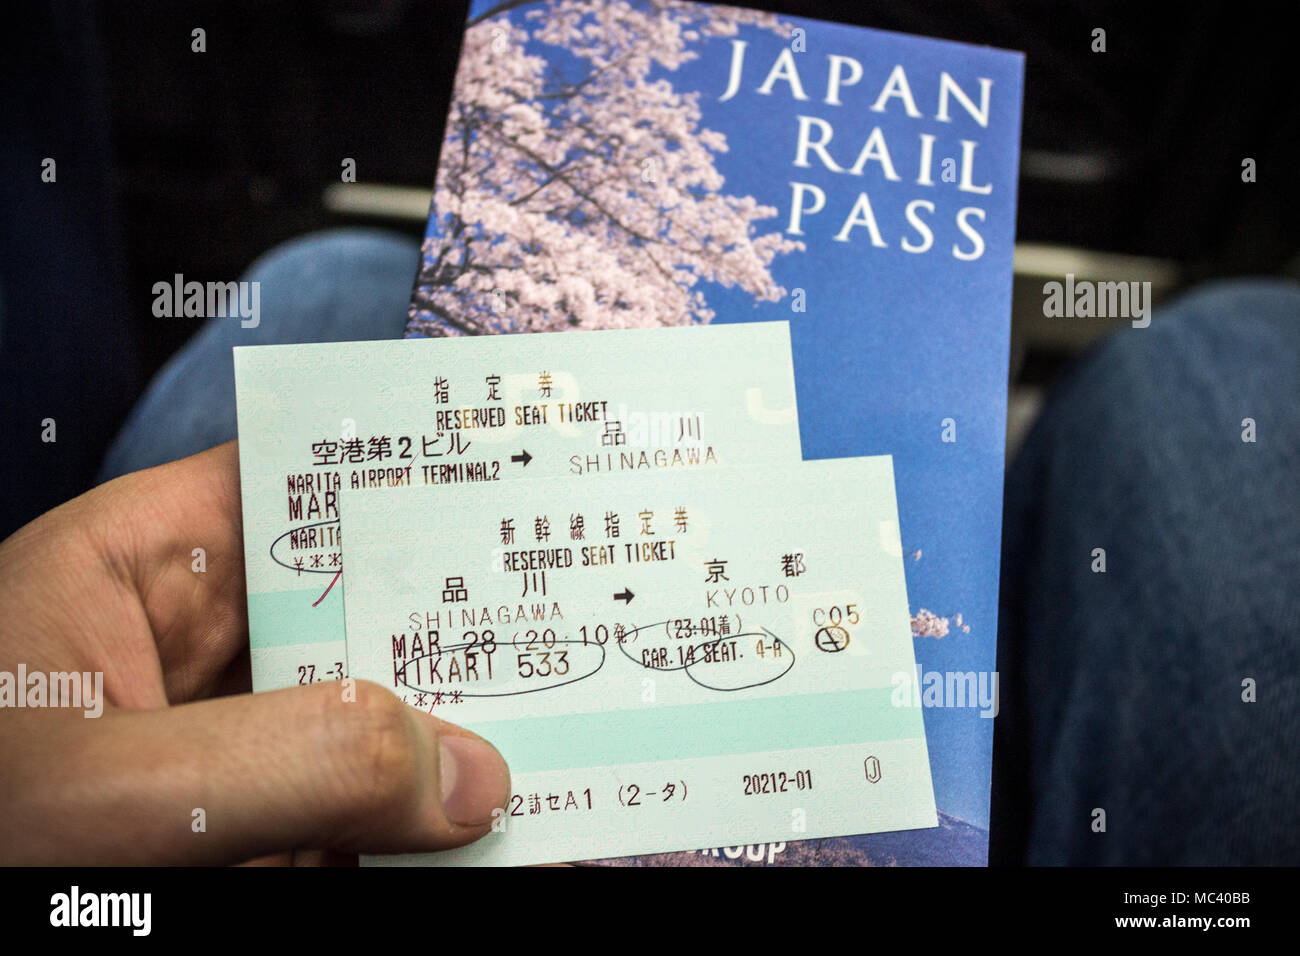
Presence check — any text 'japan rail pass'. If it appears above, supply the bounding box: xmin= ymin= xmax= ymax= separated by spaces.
xmin=232 ymin=322 xmax=801 ymax=693
xmin=342 ymin=456 xmax=937 ymax=866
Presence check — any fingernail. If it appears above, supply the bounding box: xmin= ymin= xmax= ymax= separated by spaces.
xmin=439 ymin=735 xmax=509 ymax=827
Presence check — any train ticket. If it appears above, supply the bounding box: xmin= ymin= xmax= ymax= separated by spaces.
xmin=341 ymin=456 xmax=936 ymax=866
xmin=233 ymin=323 xmax=800 ymax=692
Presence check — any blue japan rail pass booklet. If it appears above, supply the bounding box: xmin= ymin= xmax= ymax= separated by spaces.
xmin=404 ymin=0 xmax=1023 ymax=865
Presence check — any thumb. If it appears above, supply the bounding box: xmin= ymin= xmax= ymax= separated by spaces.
xmin=6 ymin=680 xmax=510 ymax=865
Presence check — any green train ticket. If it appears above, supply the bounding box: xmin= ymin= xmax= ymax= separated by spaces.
xmin=233 ymin=323 xmax=800 ymax=692
xmin=341 ymin=456 xmax=936 ymax=866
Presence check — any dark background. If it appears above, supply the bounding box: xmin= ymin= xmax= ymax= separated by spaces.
xmin=3 ymin=0 xmax=1296 ymax=538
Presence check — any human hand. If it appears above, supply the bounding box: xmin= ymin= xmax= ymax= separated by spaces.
xmin=0 ymin=442 xmax=509 ymax=865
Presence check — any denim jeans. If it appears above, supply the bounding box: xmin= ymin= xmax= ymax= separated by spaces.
xmin=98 ymin=229 xmax=420 ymax=482
xmin=992 ymin=277 xmax=1300 ymax=865
xmin=100 ymin=230 xmax=1300 ymax=864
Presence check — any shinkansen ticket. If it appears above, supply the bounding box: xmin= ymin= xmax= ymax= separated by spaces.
xmin=342 ymin=457 xmax=936 ymax=866
xmin=233 ymin=324 xmax=801 ymax=692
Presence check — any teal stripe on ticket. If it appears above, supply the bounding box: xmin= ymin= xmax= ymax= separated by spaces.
xmin=248 ymin=590 xmax=344 ymax=647
xmin=460 ymin=688 xmax=920 ymax=773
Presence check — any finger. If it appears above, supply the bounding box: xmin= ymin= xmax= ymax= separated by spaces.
xmin=1 ymin=681 xmax=509 ymax=865
xmin=0 ymin=441 xmax=250 ymax=706
xmin=87 ymin=441 xmax=250 ymax=703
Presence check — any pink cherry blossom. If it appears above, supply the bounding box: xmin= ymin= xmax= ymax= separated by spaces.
xmin=408 ymin=0 xmax=803 ymax=337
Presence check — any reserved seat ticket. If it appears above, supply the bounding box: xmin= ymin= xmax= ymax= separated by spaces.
xmin=341 ymin=457 xmax=937 ymax=866
xmin=233 ymin=324 xmax=801 ymax=692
